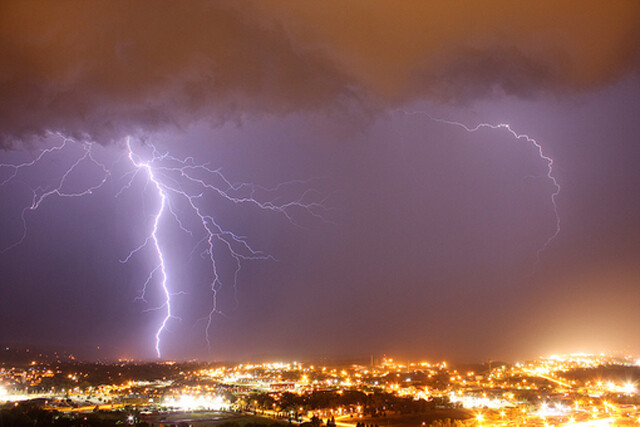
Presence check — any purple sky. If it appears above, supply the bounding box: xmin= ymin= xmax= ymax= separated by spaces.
xmin=1 ymin=2 xmax=639 ymax=361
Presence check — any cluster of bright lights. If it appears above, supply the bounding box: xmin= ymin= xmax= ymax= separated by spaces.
xmin=448 ymin=393 xmax=511 ymax=409
xmin=2 ymin=353 xmax=640 ymax=424
xmin=163 ymin=394 xmax=226 ymax=411
xmin=0 ymin=386 xmax=29 ymax=403
xmin=534 ymin=402 xmax=571 ymax=417
xmin=545 ymin=353 xmax=613 ymax=367
xmin=564 ymin=419 xmax=618 ymax=427
xmin=596 ymin=380 xmax=637 ymax=395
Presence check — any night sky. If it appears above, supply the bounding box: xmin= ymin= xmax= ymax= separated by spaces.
xmin=1 ymin=1 xmax=639 ymax=362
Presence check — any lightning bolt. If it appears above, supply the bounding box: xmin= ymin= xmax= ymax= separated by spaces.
xmin=1 ymin=112 xmax=557 ymax=356
xmin=121 ymin=141 xmax=176 ymax=358
xmin=1 ymin=134 xmax=329 ymax=358
xmin=1 ymin=132 xmax=111 ymax=254
xmin=402 ymin=110 xmax=561 ymax=262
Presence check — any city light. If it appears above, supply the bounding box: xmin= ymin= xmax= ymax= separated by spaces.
xmin=1 ymin=353 xmax=638 ymax=424
xmin=163 ymin=394 xmax=226 ymax=411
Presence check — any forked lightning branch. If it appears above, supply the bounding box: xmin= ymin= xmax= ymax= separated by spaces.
xmin=0 ymin=117 xmax=560 ymax=357
xmin=0 ymin=134 xmax=329 ymax=357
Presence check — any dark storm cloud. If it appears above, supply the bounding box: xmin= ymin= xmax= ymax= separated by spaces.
xmin=1 ymin=1 xmax=639 ymax=145
xmin=0 ymin=2 xmax=352 ymax=145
